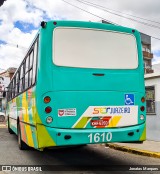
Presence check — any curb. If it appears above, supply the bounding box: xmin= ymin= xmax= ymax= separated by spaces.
xmin=106 ymin=143 xmax=160 ymax=159
xmin=0 ymin=123 xmax=7 ymax=128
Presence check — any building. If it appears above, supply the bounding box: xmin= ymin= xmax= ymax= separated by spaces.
xmin=101 ymin=20 xmax=154 ymax=74
xmin=101 ymin=20 xmax=160 ymax=141
xmin=0 ymin=67 xmax=17 ymax=112
xmin=145 ymin=68 xmax=160 ymax=141
xmin=0 ymin=67 xmax=17 ymax=80
xmin=141 ymin=33 xmax=154 ymax=74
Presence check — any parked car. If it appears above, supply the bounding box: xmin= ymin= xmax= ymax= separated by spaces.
xmin=0 ymin=112 xmax=5 ymax=122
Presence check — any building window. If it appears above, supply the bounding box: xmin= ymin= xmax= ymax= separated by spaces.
xmin=146 ymin=86 xmax=155 ymax=114
xmin=144 ymin=59 xmax=151 ymax=69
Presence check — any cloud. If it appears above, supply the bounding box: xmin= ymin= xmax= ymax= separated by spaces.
xmin=152 ymin=55 xmax=160 ymax=65
xmin=0 ymin=27 xmax=37 ymax=69
xmin=0 ymin=0 xmax=160 ymax=70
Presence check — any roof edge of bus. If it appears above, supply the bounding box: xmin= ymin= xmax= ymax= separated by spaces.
xmin=45 ymin=20 xmax=138 ymax=33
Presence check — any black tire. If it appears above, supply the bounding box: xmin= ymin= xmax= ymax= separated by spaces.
xmin=8 ymin=117 xmax=14 ymax=134
xmin=69 ymin=144 xmax=87 ymax=149
xmin=17 ymin=123 xmax=29 ymax=150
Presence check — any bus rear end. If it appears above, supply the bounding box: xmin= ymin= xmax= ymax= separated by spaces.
xmin=36 ymin=21 xmax=146 ymax=149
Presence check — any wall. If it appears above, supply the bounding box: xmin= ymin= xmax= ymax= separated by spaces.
xmin=145 ymin=76 xmax=160 ymax=141
xmin=0 ymin=76 xmax=10 ymax=112
xmin=141 ymin=32 xmax=151 ymax=45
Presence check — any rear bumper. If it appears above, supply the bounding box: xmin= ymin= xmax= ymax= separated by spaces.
xmin=37 ymin=123 xmax=146 ymax=148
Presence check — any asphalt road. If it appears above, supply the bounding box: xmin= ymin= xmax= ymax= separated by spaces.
xmin=0 ymin=128 xmax=160 ymax=174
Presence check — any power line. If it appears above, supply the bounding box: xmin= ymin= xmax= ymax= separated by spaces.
xmin=60 ymin=0 xmax=118 ymax=25
xmin=61 ymin=0 xmax=160 ymax=41
xmin=150 ymin=36 xmax=160 ymax=41
xmin=74 ymin=0 xmax=160 ymax=30
xmin=0 ymin=42 xmax=27 ymax=50
xmin=76 ymin=0 xmax=160 ymax=25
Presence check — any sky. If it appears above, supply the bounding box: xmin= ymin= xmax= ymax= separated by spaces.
xmin=0 ymin=0 xmax=160 ymax=71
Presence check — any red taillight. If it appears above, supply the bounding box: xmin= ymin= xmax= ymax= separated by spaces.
xmin=44 ymin=96 xmax=51 ymax=103
xmin=45 ymin=107 xmax=52 ymax=113
xmin=141 ymin=97 xmax=145 ymax=103
xmin=140 ymin=106 xmax=145 ymax=112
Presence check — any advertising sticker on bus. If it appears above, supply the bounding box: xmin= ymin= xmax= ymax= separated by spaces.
xmin=58 ymin=108 xmax=76 ymax=117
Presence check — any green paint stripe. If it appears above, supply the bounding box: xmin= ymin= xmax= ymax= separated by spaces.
xmin=140 ymin=124 xmax=146 ymax=141
xmin=74 ymin=117 xmax=89 ymax=128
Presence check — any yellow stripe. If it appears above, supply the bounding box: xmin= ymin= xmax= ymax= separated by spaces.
xmin=22 ymin=92 xmax=34 ymax=147
xmin=22 ymin=93 xmax=27 ymax=122
xmin=74 ymin=117 xmax=90 ymax=128
xmin=37 ymin=124 xmax=56 ymax=148
xmin=111 ymin=116 xmax=122 ymax=127
xmin=140 ymin=124 xmax=146 ymax=141
xmin=35 ymin=107 xmax=56 ymax=147
xmin=107 ymin=118 xmax=113 ymax=127
xmin=107 ymin=116 xmax=122 ymax=127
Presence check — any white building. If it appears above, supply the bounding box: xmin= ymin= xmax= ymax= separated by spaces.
xmin=145 ymin=63 xmax=160 ymax=141
xmin=0 ymin=67 xmax=17 ymax=112
xmin=0 ymin=76 xmax=10 ymax=112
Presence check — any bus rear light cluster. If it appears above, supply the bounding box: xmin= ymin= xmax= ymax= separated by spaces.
xmin=141 ymin=97 xmax=145 ymax=103
xmin=140 ymin=106 xmax=145 ymax=112
xmin=44 ymin=96 xmax=51 ymax=103
xmin=45 ymin=106 xmax=52 ymax=113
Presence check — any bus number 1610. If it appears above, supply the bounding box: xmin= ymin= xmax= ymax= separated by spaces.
xmin=88 ymin=132 xmax=112 ymax=143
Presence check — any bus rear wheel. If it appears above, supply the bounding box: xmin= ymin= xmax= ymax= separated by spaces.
xmin=18 ymin=123 xmax=29 ymax=150
xmin=8 ymin=117 xmax=14 ymax=134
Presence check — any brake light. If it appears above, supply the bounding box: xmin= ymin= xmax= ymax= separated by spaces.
xmin=44 ymin=96 xmax=51 ymax=103
xmin=140 ymin=106 xmax=145 ymax=112
xmin=45 ymin=107 xmax=52 ymax=113
xmin=141 ymin=97 xmax=145 ymax=103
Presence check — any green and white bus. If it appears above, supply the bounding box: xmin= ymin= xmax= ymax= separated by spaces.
xmin=6 ymin=21 xmax=146 ymax=150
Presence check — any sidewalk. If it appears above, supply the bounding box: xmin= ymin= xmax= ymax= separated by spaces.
xmin=107 ymin=141 xmax=160 ymax=158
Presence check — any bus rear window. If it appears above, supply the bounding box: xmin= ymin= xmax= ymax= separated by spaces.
xmin=53 ymin=27 xmax=138 ymax=69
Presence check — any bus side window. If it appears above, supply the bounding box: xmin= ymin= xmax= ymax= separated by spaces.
xmin=20 ymin=63 xmax=25 ymax=93
xmin=32 ymin=40 xmax=38 ymax=85
xmin=29 ymin=51 xmax=33 ymax=87
xmin=10 ymin=82 xmax=13 ymax=99
xmin=25 ymin=72 xmax=29 ymax=89
xmin=16 ymin=71 xmax=20 ymax=95
xmin=13 ymin=77 xmax=16 ymax=97
xmin=24 ymin=55 xmax=29 ymax=89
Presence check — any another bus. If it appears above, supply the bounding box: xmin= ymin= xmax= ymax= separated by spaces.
xmin=6 ymin=21 xmax=146 ymax=150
